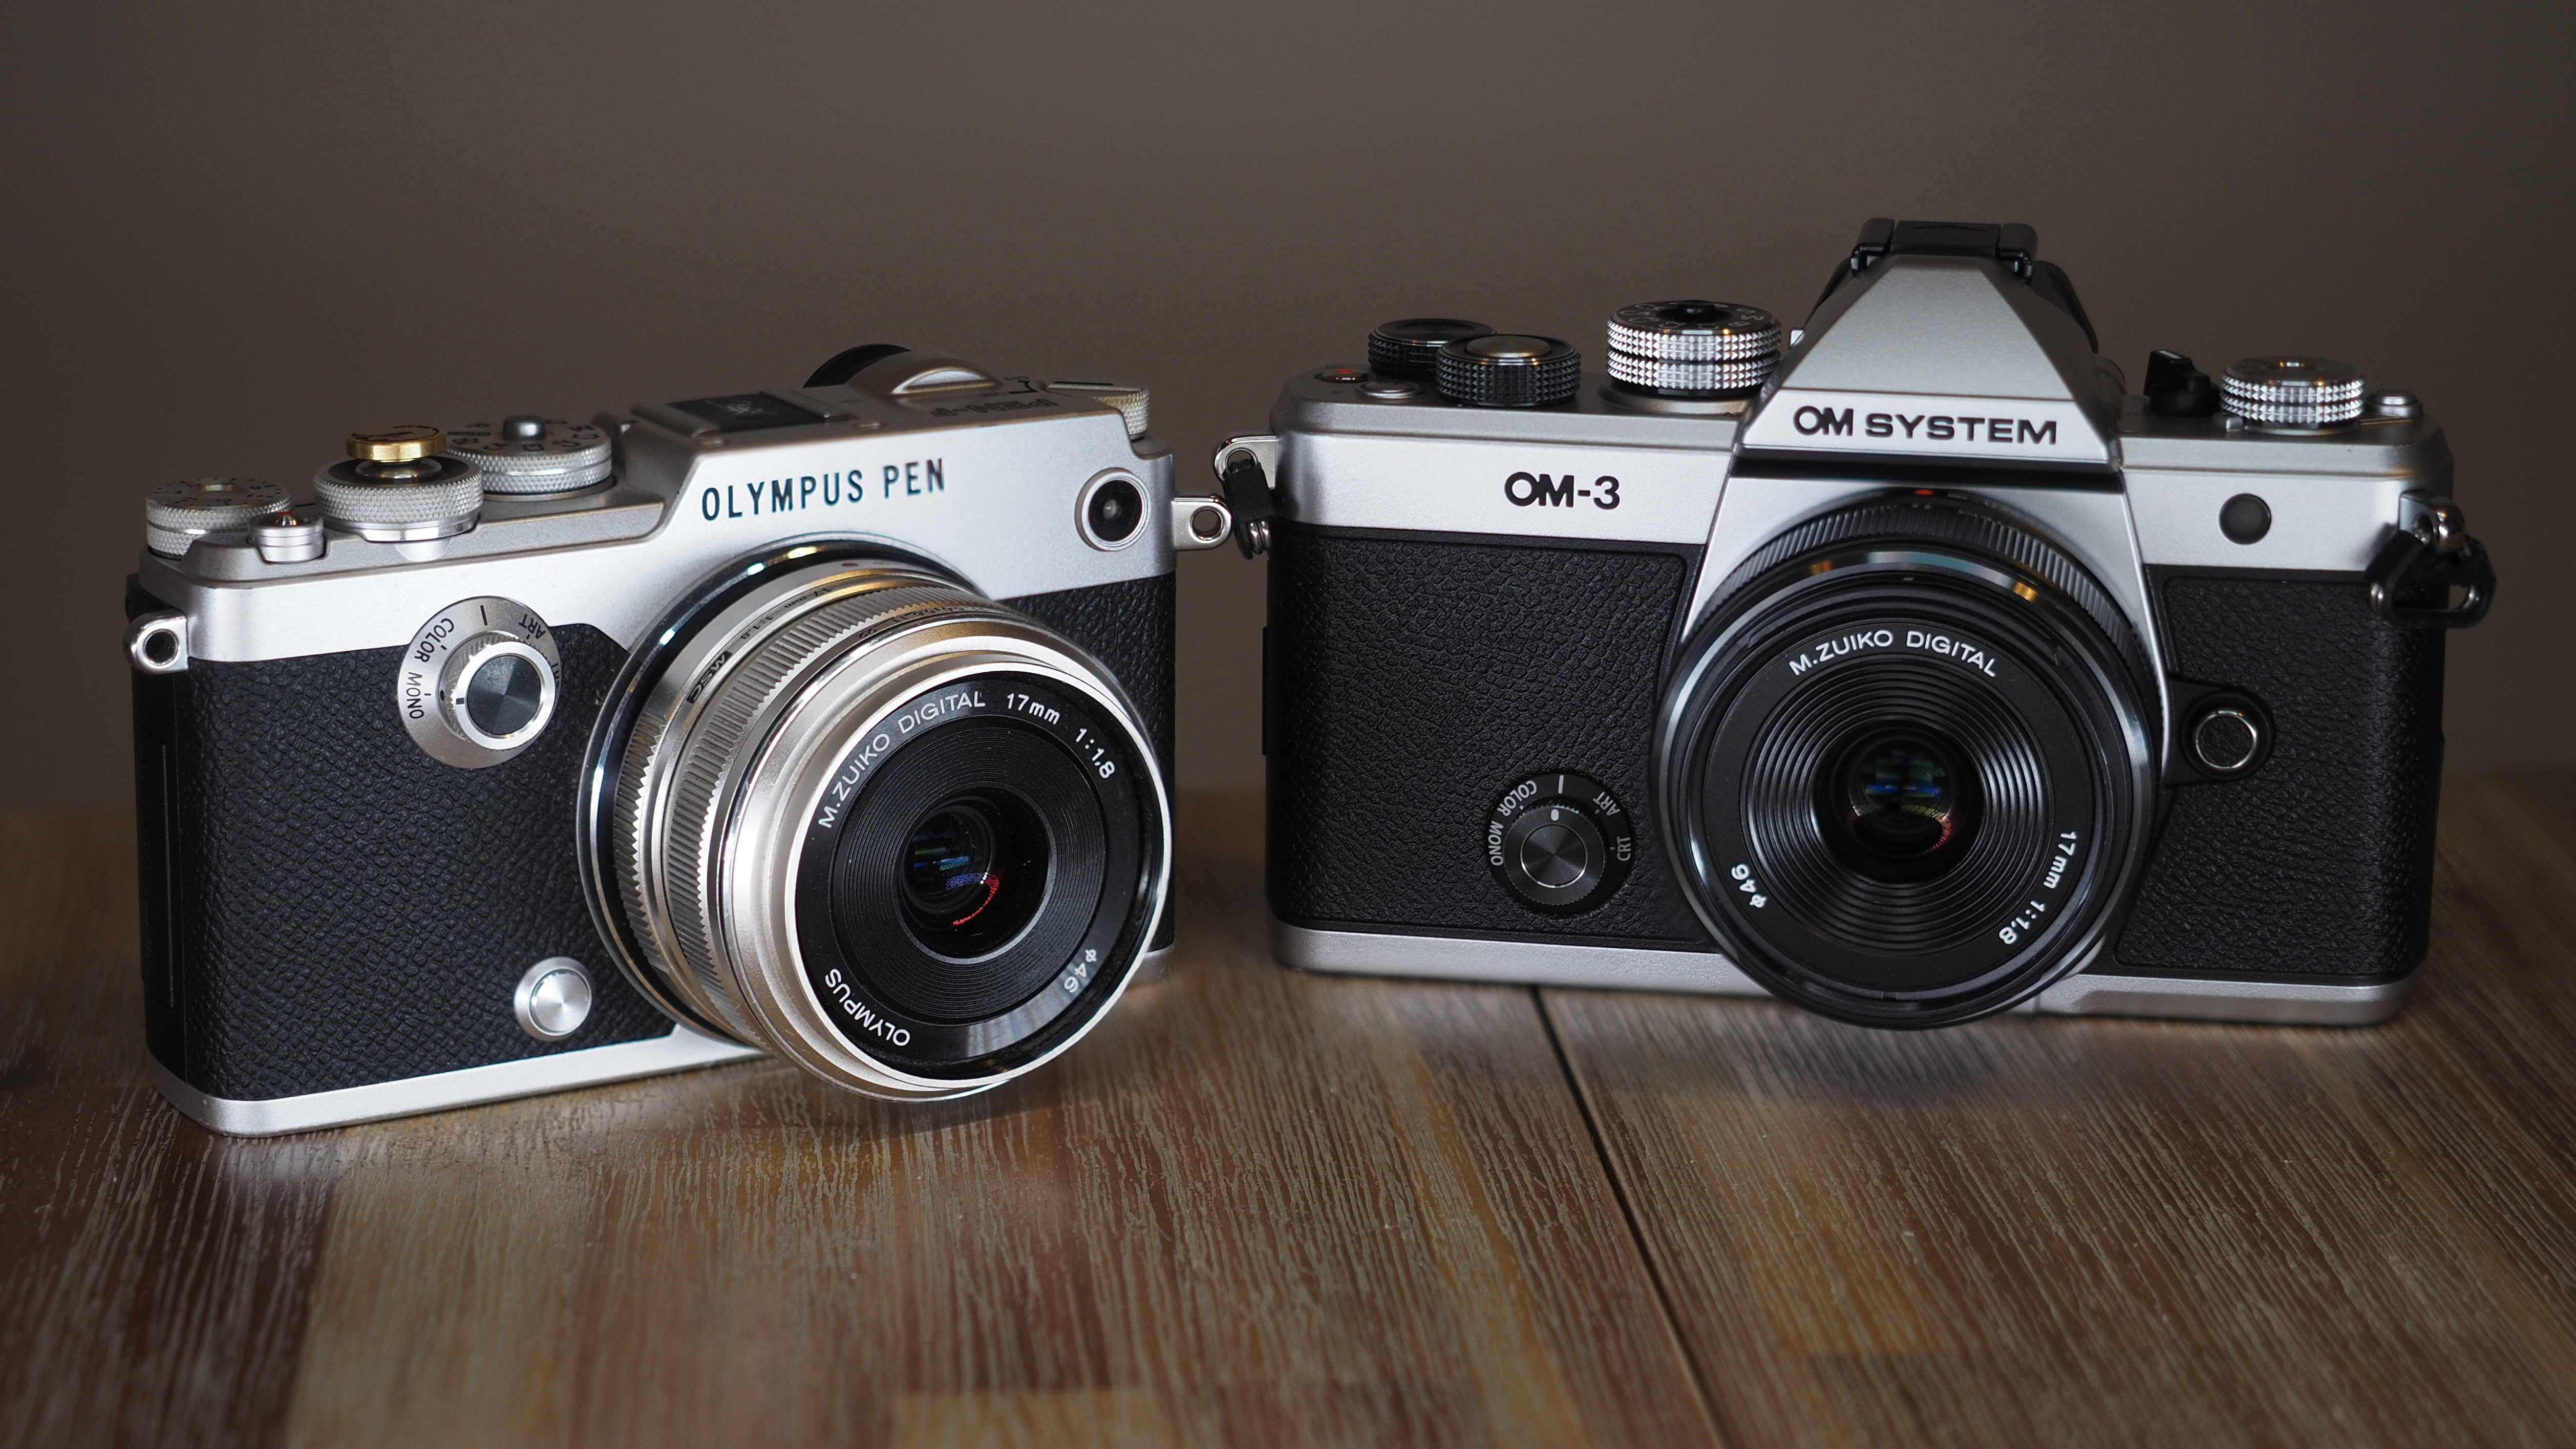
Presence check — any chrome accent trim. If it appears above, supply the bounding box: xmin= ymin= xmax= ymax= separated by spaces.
xmin=1075 ymin=468 xmax=1148 ymax=551
xmin=1274 ymin=922 xmax=1766 ymax=995
xmin=1134 ymin=944 xmax=1176 ymax=986
xmin=126 ymin=611 xmax=189 ymax=674
xmin=1170 ymin=495 xmax=1232 ymax=550
xmin=2030 ymin=969 xmax=2414 ymax=1026
xmin=146 ymin=1024 xmax=765 ymax=1137
xmin=1275 ymin=923 xmax=2416 ymax=1025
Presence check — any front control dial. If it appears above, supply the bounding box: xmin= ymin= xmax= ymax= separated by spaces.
xmin=398 ymin=595 xmax=563 ymax=769
xmin=1487 ymin=771 xmax=1635 ymax=913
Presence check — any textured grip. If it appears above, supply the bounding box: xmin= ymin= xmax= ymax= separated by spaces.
xmin=1003 ymin=571 xmax=1176 ymax=950
xmin=132 ymin=616 xmax=673 ymax=1101
xmin=1264 ymin=527 xmax=1708 ymax=943
xmin=2114 ymin=576 xmax=2445 ymax=978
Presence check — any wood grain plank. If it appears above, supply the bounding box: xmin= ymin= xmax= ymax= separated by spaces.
xmin=1549 ymin=772 xmax=2576 ymax=1447
xmin=0 ymin=809 xmax=337 ymax=1449
xmin=0 ymin=795 xmax=1715 ymax=1449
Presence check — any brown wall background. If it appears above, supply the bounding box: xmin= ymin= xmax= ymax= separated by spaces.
xmin=2 ymin=2 xmax=2567 ymax=804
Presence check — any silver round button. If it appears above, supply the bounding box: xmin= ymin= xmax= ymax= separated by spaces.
xmin=2191 ymin=707 xmax=2262 ymax=774
xmin=514 ymin=957 xmax=594 ymax=1040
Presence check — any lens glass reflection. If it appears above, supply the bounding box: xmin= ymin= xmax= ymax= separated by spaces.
xmin=1821 ymin=729 xmax=1980 ymax=883
xmin=899 ymin=793 xmax=1049 ymax=960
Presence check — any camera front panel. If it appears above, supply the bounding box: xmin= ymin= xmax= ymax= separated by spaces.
xmin=1264 ymin=525 xmax=1709 ymax=949
xmin=129 ymin=602 xmax=675 ymax=1103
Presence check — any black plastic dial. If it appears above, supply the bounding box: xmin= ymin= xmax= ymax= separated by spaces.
xmin=1486 ymin=771 xmax=1636 ymax=913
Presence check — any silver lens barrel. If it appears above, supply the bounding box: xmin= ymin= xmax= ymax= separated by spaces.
xmin=584 ymin=556 xmax=1170 ymax=1100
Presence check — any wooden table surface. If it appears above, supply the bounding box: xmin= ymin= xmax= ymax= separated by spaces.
xmin=5 ymin=780 xmax=2574 ymax=1447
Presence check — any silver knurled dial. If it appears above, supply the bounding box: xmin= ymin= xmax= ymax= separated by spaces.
xmin=448 ymin=416 xmax=615 ymax=494
xmin=143 ymin=477 xmax=288 ymax=557
xmin=1606 ymin=301 xmax=1782 ymax=396
xmin=2222 ymin=356 xmax=2367 ymax=427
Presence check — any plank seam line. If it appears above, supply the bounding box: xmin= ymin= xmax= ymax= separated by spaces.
xmin=1533 ymin=988 xmax=1726 ymax=1442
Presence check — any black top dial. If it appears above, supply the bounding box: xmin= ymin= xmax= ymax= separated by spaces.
xmin=1487 ymin=771 xmax=1636 ymax=913
xmin=1435 ymin=334 xmax=1583 ymax=408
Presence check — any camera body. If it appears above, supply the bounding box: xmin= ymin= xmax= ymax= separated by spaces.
xmin=1229 ymin=221 xmax=2492 ymax=1028
xmin=129 ymin=350 xmax=1225 ymax=1134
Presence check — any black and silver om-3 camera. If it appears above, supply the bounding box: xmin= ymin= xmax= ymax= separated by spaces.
xmin=127 ymin=347 xmax=1232 ymax=1133
xmin=1222 ymin=219 xmax=2494 ymax=1028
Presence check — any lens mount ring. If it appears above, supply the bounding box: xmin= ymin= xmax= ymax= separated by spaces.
xmin=1656 ymin=492 xmax=2157 ymax=1027
xmin=582 ymin=554 xmax=1170 ymax=1098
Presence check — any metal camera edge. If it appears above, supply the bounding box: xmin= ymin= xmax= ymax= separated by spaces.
xmin=1219 ymin=220 xmax=2493 ymax=1029
xmin=125 ymin=351 xmax=1232 ymax=1134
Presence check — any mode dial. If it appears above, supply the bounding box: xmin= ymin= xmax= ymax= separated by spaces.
xmin=1368 ymin=318 xmax=1495 ymax=380
xmin=1606 ymin=300 xmax=1782 ymax=397
xmin=142 ymin=477 xmax=288 ymax=557
xmin=1486 ymin=771 xmax=1636 ymax=913
xmin=1434 ymin=334 xmax=1581 ymax=408
xmin=448 ymin=415 xmax=613 ymax=495
xmin=315 ymin=425 xmax=484 ymax=542
xmin=2222 ymin=356 xmax=2366 ymax=428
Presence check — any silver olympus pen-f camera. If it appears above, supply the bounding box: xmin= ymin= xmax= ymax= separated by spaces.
xmin=126 ymin=344 xmax=1232 ymax=1134
xmin=1221 ymin=219 xmax=2495 ymax=1029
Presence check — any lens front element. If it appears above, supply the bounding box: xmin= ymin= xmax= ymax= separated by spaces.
xmin=1827 ymin=729 xmax=1980 ymax=881
xmin=902 ymin=796 xmax=1041 ymax=953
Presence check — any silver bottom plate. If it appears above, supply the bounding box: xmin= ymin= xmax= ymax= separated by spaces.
xmin=148 ymin=1024 xmax=767 ymax=1137
xmin=1275 ymin=923 xmax=2413 ymax=1027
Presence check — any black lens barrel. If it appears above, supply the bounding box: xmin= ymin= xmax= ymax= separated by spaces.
xmin=1658 ymin=492 xmax=2156 ymax=1027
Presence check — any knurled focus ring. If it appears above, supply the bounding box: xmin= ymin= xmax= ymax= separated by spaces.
xmin=613 ymin=580 xmax=988 ymax=1037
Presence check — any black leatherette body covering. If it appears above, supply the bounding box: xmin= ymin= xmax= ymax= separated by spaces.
xmin=1005 ymin=571 xmax=1177 ymax=950
xmin=2114 ymin=576 xmax=2445 ymax=978
xmin=131 ymin=617 xmax=671 ymax=1101
xmin=1265 ymin=527 xmax=1708 ymax=944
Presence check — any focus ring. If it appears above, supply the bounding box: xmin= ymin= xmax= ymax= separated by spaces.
xmin=615 ymin=580 xmax=984 ymax=1033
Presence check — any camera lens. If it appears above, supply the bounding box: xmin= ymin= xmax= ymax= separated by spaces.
xmin=1659 ymin=492 xmax=2155 ymax=1027
xmin=1825 ymin=729 xmax=1979 ymax=880
xmin=586 ymin=552 xmax=1170 ymax=1098
xmin=903 ymin=800 xmax=1014 ymax=937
